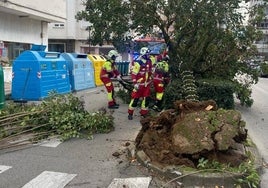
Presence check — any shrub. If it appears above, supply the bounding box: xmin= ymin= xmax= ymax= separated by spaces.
xmin=196 ymin=79 xmax=235 ymax=109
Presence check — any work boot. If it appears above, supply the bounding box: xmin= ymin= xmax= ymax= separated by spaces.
xmin=114 ymin=103 xmax=120 ymax=107
xmin=128 ymin=114 xmax=133 ymax=120
xmin=108 ymin=105 xmax=119 ymax=109
xmin=152 ymin=100 xmax=163 ymax=112
xmin=152 ymin=105 xmax=161 ymax=112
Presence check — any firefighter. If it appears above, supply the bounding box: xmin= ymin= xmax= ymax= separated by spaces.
xmin=152 ymin=55 xmax=170 ymax=112
xmin=100 ymin=50 xmax=122 ymax=109
xmin=128 ymin=47 xmax=153 ymax=120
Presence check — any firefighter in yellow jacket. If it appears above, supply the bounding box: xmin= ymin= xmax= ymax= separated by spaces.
xmin=128 ymin=47 xmax=153 ymax=120
xmin=100 ymin=50 xmax=122 ymax=109
xmin=152 ymin=55 xmax=170 ymax=112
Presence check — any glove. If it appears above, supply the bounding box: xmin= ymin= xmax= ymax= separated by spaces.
xmin=117 ymin=75 xmax=122 ymax=81
xmin=134 ymin=83 xmax=139 ymax=90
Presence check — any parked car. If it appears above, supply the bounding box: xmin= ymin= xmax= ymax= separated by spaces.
xmin=260 ymin=61 xmax=268 ymax=77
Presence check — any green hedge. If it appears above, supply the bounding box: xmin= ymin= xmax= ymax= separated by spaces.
xmin=196 ymin=79 xmax=235 ymax=109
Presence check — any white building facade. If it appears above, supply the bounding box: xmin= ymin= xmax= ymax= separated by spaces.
xmin=0 ymin=0 xmax=66 ymax=63
xmin=47 ymin=0 xmax=114 ymax=56
xmin=249 ymin=0 xmax=268 ymax=59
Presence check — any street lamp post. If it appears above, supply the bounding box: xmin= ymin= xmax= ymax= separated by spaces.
xmin=88 ymin=26 xmax=91 ymax=54
xmin=87 ymin=22 xmax=93 ymax=54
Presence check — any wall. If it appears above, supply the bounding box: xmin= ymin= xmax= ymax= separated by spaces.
xmin=47 ymin=0 xmax=91 ymax=53
xmin=0 ymin=0 xmax=67 ymax=46
xmin=48 ymin=0 xmax=89 ymax=39
xmin=0 ymin=12 xmax=48 ymax=45
xmin=0 ymin=0 xmax=66 ymax=22
xmin=3 ymin=67 xmax=12 ymax=83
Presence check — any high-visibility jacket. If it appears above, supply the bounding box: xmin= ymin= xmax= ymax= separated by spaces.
xmin=100 ymin=60 xmax=120 ymax=79
xmin=100 ymin=59 xmax=120 ymax=107
xmin=131 ymin=58 xmax=152 ymax=85
xmin=128 ymin=57 xmax=153 ymax=117
xmin=153 ymin=60 xmax=170 ymax=102
xmin=153 ymin=60 xmax=170 ymax=87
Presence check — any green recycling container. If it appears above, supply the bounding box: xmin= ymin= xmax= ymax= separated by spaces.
xmin=0 ymin=65 xmax=5 ymax=109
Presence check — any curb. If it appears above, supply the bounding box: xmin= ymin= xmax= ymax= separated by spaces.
xmin=128 ymin=141 xmax=263 ymax=187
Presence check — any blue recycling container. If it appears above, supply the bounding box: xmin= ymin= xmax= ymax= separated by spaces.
xmin=62 ymin=53 xmax=95 ymax=91
xmin=11 ymin=46 xmax=71 ymax=101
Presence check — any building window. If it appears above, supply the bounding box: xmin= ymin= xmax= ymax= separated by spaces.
xmin=53 ymin=23 xmax=65 ymax=28
xmin=48 ymin=43 xmax=65 ymax=53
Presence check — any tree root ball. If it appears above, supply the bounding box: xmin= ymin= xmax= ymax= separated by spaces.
xmin=135 ymin=100 xmax=248 ymax=168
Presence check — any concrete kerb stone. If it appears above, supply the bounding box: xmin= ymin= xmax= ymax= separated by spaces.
xmin=127 ymin=139 xmax=263 ymax=187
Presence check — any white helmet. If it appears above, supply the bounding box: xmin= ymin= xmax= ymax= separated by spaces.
xmin=108 ymin=50 xmax=119 ymax=60
xmin=140 ymin=47 xmax=150 ymax=56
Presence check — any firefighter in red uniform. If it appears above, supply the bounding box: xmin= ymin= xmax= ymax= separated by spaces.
xmin=128 ymin=47 xmax=153 ymax=120
xmin=152 ymin=55 xmax=170 ymax=112
xmin=100 ymin=50 xmax=122 ymax=109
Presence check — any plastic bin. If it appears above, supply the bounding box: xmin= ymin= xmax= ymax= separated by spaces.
xmin=62 ymin=53 xmax=95 ymax=91
xmin=0 ymin=65 xmax=5 ymax=109
xmin=12 ymin=47 xmax=71 ymax=101
xmin=116 ymin=61 xmax=130 ymax=76
xmin=87 ymin=54 xmax=106 ymax=86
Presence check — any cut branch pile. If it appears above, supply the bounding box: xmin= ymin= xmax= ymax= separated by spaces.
xmin=0 ymin=93 xmax=114 ymax=151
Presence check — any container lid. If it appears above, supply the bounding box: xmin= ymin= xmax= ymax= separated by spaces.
xmin=31 ymin=44 xmax=47 ymax=51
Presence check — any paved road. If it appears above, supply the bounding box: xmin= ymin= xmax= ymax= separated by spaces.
xmin=236 ymin=77 xmax=268 ymax=187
